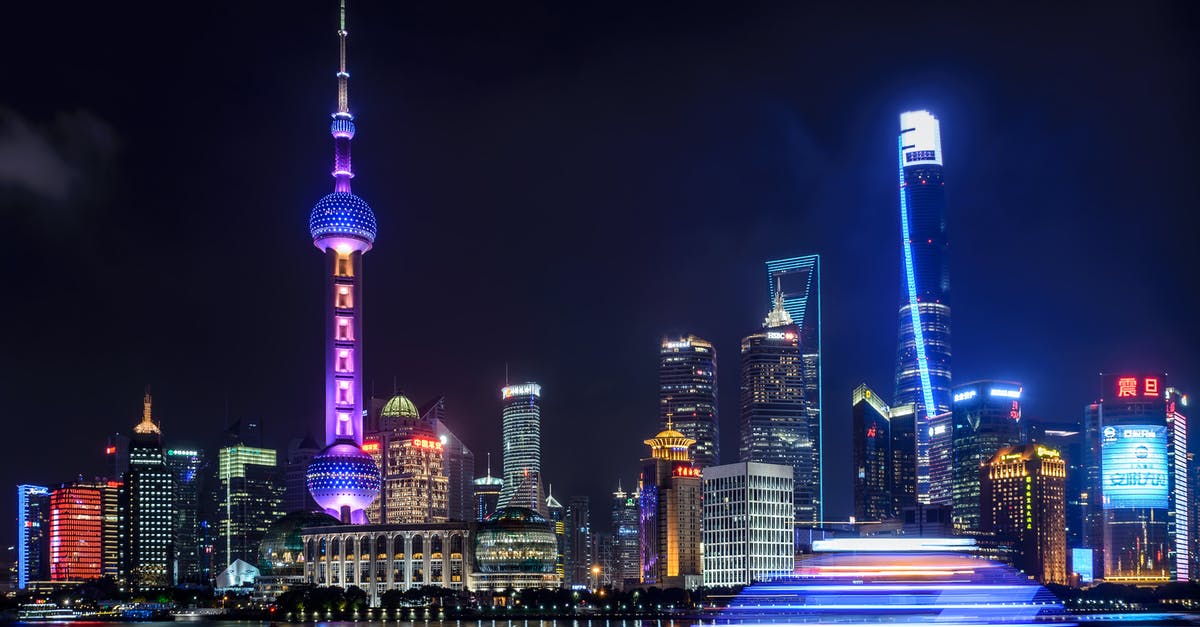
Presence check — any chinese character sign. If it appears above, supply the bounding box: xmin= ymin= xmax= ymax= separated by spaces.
xmin=1101 ymin=424 xmax=1169 ymax=510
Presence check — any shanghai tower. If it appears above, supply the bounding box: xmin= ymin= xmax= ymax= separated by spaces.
xmin=304 ymin=0 xmax=382 ymax=524
xmin=893 ymin=110 xmax=951 ymax=503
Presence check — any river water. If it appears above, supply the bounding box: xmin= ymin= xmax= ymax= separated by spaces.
xmin=18 ymin=617 xmax=1200 ymax=626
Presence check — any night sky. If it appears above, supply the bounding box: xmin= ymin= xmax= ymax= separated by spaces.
xmin=2 ymin=1 xmax=1198 ymax=543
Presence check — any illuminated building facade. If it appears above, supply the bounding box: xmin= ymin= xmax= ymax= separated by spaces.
xmin=301 ymin=521 xmax=473 ymax=604
xmin=739 ymin=296 xmax=815 ymax=524
xmin=497 ymin=383 xmax=545 ymax=513
xmin=639 ymin=423 xmax=702 ymax=588
xmin=473 ymin=460 xmax=503 ymax=522
xmin=566 ymin=495 xmax=592 ymax=587
xmin=1166 ymin=387 xmax=1189 ymax=581
xmin=950 ymin=380 xmax=1023 ymax=531
xmin=17 ymin=484 xmax=50 ymax=589
xmin=611 ymin=483 xmax=640 ymax=589
xmin=422 ymin=396 xmax=477 ymax=522
xmin=893 ymin=110 xmax=953 ymax=505
xmin=660 ymin=335 xmax=719 ymax=467
xmin=980 ymin=444 xmax=1067 ymax=584
xmin=363 ymin=393 xmax=450 ymax=524
xmin=766 ymin=255 xmax=822 ymax=519
xmin=217 ymin=445 xmax=284 ymax=570
xmin=49 ymin=484 xmax=102 ymax=581
xmin=702 ymin=461 xmax=794 ymax=587
xmin=852 ymin=384 xmax=920 ymax=523
xmin=74 ymin=479 xmax=122 ymax=581
xmin=119 ymin=392 xmax=175 ymax=591
xmin=164 ymin=447 xmax=204 ymax=583
xmin=304 ymin=0 xmax=382 ymax=525
xmin=472 ymin=507 xmax=561 ymax=591
xmin=546 ymin=490 xmax=566 ymax=581
xmin=1094 ymin=373 xmax=1185 ymax=582
xmin=1027 ymin=421 xmax=1086 ymax=551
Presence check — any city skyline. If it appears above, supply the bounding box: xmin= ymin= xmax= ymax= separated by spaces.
xmin=2 ymin=0 xmax=1199 ymax=550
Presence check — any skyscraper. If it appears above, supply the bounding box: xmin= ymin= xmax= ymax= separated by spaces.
xmin=119 ymin=392 xmax=175 ymax=592
xmin=165 ymin=447 xmax=204 ymax=584
xmin=216 ymin=445 xmax=284 ymax=570
xmin=422 ymin=396 xmax=476 ymax=522
xmin=659 ymin=335 xmax=719 ymax=467
xmin=981 ymin=444 xmax=1067 ymax=585
xmin=638 ymin=422 xmax=702 ymax=588
xmin=546 ymin=489 xmax=566 ymax=582
xmin=566 ymin=496 xmax=592 ymax=587
xmin=739 ymin=296 xmax=816 ymax=524
xmin=852 ymin=384 xmax=892 ymax=522
xmin=498 ymin=383 xmax=545 ymax=514
xmin=304 ymin=0 xmax=382 ymax=525
xmin=893 ymin=110 xmax=953 ymax=504
xmin=283 ymin=435 xmax=321 ymax=513
xmin=610 ymin=482 xmax=640 ymax=590
xmin=950 ymin=381 xmax=1024 ymax=531
xmin=766 ymin=254 xmax=822 ymax=519
xmin=1027 ymin=422 xmax=1086 ymax=552
xmin=702 ymin=461 xmax=794 ymax=587
xmin=73 ymin=479 xmax=121 ymax=582
xmin=364 ymin=393 xmax=450 ymax=524
xmin=16 ymin=484 xmax=50 ymax=589
xmin=49 ymin=483 xmax=103 ymax=582
xmin=473 ymin=454 xmax=503 ymax=522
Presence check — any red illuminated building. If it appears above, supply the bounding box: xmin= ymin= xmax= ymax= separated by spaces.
xmin=49 ymin=484 xmax=103 ymax=581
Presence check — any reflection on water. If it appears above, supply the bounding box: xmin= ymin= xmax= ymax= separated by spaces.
xmin=19 ymin=617 xmax=1200 ymax=627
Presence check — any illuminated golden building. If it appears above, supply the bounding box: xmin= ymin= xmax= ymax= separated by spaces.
xmin=639 ymin=421 xmax=703 ymax=588
xmin=980 ymin=444 xmax=1067 ymax=585
xmin=365 ymin=393 xmax=449 ymax=524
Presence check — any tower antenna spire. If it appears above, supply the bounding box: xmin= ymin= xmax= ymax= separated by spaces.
xmin=337 ymin=0 xmax=349 ymax=116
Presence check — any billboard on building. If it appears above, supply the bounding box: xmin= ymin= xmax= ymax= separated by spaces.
xmin=1071 ymin=548 xmax=1094 ymax=583
xmin=1101 ymin=424 xmax=1168 ymax=510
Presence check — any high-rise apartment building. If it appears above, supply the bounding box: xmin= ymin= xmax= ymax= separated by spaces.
xmin=981 ymin=444 xmax=1067 ymax=585
xmin=216 ymin=445 xmax=283 ymax=570
xmin=739 ymin=296 xmax=815 ymax=524
xmin=638 ymin=423 xmax=702 ymax=588
xmin=702 ymin=462 xmax=794 ymax=587
xmin=1089 ymin=373 xmax=1187 ymax=582
xmin=660 ymin=335 xmax=719 ymax=467
xmin=164 ymin=447 xmax=204 ymax=584
xmin=566 ymin=496 xmax=592 ymax=587
xmin=16 ymin=484 xmax=50 ymax=589
xmin=851 ymin=383 xmax=918 ymax=521
xmin=611 ymin=483 xmax=640 ymax=590
xmin=950 ymin=381 xmax=1023 ymax=531
xmin=893 ymin=110 xmax=953 ymax=505
xmin=766 ymin=255 xmax=822 ymax=519
xmin=119 ymin=392 xmax=175 ymax=592
xmin=498 ymin=383 xmax=545 ymax=514
xmin=49 ymin=483 xmax=103 ymax=581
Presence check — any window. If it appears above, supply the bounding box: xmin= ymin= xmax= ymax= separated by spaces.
xmin=335 ymin=285 xmax=353 ymax=309
xmin=335 ymin=253 xmax=354 ymax=278
xmin=336 ymin=317 xmax=354 ymax=341
xmin=336 ymin=349 xmax=353 ymax=373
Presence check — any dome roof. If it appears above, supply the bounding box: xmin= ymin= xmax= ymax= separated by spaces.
xmin=257 ymin=511 xmax=340 ymax=576
xmin=380 ymin=394 xmax=419 ymax=420
xmin=483 ymin=506 xmax=548 ymax=525
xmin=310 ymin=191 xmax=377 ymax=244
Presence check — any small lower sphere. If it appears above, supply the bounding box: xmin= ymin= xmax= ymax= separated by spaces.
xmin=306 ymin=441 xmax=381 ymax=515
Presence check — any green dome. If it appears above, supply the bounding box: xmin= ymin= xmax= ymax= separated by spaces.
xmin=381 ymin=394 xmax=419 ymax=419
xmin=257 ymin=511 xmax=340 ymax=576
xmin=475 ymin=507 xmax=557 ymax=574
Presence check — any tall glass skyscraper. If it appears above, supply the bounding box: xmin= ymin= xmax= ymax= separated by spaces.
xmin=949 ymin=381 xmax=1023 ymax=532
xmin=894 ymin=110 xmax=953 ymax=504
xmin=659 ymin=335 xmax=719 ymax=467
xmin=497 ymin=383 xmax=545 ymax=514
xmin=16 ymin=485 xmax=50 ymax=589
xmin=766 ymin=255 xmax=822 ymax=518
xmin=119 ymin=392 xmax=176 ymax=592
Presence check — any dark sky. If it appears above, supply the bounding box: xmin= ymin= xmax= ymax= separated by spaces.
xmin=2 ymin=1 xmax=1198 ymax=543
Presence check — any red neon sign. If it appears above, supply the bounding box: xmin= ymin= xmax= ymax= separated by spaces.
xmin=411 ymin=438 xmax=444 ymax=451
xmin=105 ymin=446 xmax=117 ymax=455
xmin=1116 ymin=377 xmax=1138 ymax=398
xmin=1144 ymin=377 xmax=1159 ymax=397
xmin=362 ymin=441 xmax=380 ymax=453
xmin=673 ymin=465 xmax=701 ymax=478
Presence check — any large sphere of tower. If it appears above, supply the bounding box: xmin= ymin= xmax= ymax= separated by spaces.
xmin=309 ymin=191 xmax=377 ymax=251
xmin=305 ymin=441 xmax=382 ymax=520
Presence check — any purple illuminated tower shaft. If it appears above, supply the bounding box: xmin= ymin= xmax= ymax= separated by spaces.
xmin=306 ymin=0 xmax=381 ymax=525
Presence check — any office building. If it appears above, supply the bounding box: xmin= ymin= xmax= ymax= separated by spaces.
xmin=119 ymin=392 xmax=175 ymax=592
xmin=950 ymin=381 xmax=1024 ymax=531
xmin=766 ymin=254 xmax=822 ymax=519
xmin=73 ymin=478 xmax=121 ymax=581
xmin=1166 ymin=387 xmax=1189 ymax=581
xmin=611 ymin=483 xmax=640 ymax=589
xmin=1092 ymin=373 xmax=1186 ymax=582
xmin=283 ymin=436 xmax=321 ymax=514
xmin=304 ymin=0 xmax=382 ymax=525
xmin=49 ymin=483 xmax=103 ymax=582
xmin=566 ymin=496 xmax=592 ymax=587
xmin=660 ymin=335 xmax=719 ymax=467
xmin=852 ymin=384 xmax=918 ymax=521
xmin=740 ymin=296 xmax=815 ymax=524
xmin=423 ymin=396 xmax=477 ymax=522
xmin=546 ymin=490 xmax=566 ymax=582
xmin=497 ymin=383 xmax=545 ymax=513
xmin=472 ymin=508 xmax=560 ymax=591
xmin=981 ymin=444 xmax=1067 ymax=584
xmin=702 ymin=461 xmax=794 ymax=587
xmin=473 ymin=455 xmax=503 ymax=522
xmin=217 ymin=445 xmax=284 ymax=570
xmin=1027 ymin=421 xmax=1086 ymax=551
xmin=638 ymin=422 xmax=702 ymax=588
xmin=364 ymin=392 xmax=450 ymax=524
xmin=16 ymin=485 xmax=50 ymax=589
xmin=165 ymin=447 xmax=204 ymax=584
xmin=893 ymin=110 xmax=953 ymax=504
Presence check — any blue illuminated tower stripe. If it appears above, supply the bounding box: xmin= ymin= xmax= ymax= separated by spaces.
xmin=897 ymin=136 xmax=937 ymax=416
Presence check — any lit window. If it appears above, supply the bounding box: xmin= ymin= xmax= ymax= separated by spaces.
xmin=336 ymin=349 xmax=354 ymax=373
xmin=336 ymin=317 xmax=354 ymax=341
xmin=336 ymin=285 xmax=353 ymax=309
xmin=337 ymin=380 xmax=354 ymax=405
xmin=335 ymin=253 xmax=354 ymax=278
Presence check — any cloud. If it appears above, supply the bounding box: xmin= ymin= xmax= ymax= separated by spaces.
xmin=0 ymin=108 xmax=118 ymax=203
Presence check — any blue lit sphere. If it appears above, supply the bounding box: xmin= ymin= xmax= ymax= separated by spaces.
xmin=310 ymin=192 xmax=377 ymax=244
xmin=306 ymin=441 xmax=381 ymax=515
xmin=330 ymin=118 xmax=356 ymax=139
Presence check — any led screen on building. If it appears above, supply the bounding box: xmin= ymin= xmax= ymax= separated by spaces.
xmin=1071 ymin=548 xmax=1094 ymax=583
xmin=1101 ymin=424 xmax=1168 ymax=510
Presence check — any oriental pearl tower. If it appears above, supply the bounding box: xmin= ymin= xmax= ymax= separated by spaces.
xmin=304 ymin=0 xmax=381 ymax=525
